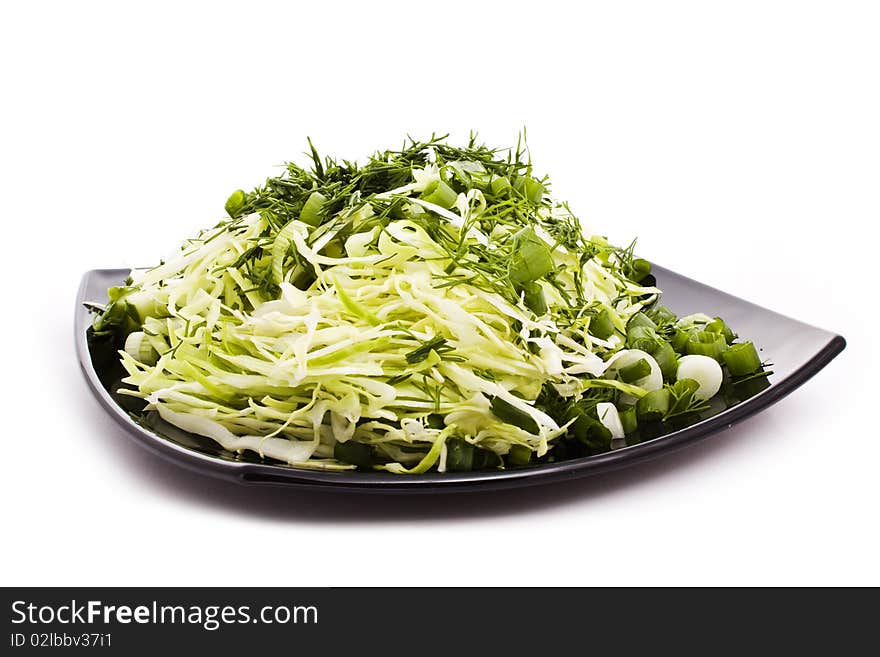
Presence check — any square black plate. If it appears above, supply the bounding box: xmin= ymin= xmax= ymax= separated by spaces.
xmin=76 ymin=266 xmax=845 ymax=493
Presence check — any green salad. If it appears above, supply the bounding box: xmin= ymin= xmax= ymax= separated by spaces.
xmin=90 ymin=134 xmax=769 ymax=473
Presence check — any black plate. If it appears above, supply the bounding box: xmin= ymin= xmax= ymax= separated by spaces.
xmin=76 ymin=267 xmax=845 ymax=493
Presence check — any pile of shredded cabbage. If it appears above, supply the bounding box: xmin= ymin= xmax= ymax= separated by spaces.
xmin=92 ymin=135 xmax=756 ymax=473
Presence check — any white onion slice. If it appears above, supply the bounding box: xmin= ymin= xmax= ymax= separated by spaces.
xmin=676 ymin=355 xmax=723 ymax=401
xmin=596 ymin=402 xmax=625 ymax=439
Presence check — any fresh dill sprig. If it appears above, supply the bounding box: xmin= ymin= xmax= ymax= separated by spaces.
xmin=405 ymin=336 xmax=460 ymax=364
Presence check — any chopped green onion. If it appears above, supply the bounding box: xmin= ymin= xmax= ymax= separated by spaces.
xmin=570 ymin=413 xmax=612 ymax=449
xmin=650 ymin=340 xmax=678 ymax=381
xmin=636 ymin=388 xmax=671 ymax=421
xmin=445 ymin=438 xmax=475 ymax=471
xmin=627 ymin=325 xmax=659 ymax=351
xmin=628 ymin=312 xmax=657 ymax=331
xmin=490 ymin=396 xmax=540 ymax=434
xmin=508 ymin=444 xmax=532 ymax=465
xmin=671 ymin=328 xmax=692 ymax=353
xmin=334 ymin=441 xmax=373 ymax=470
xmin=224 ymin=189 xmax=246 ymax=218
xmin=722 ymin=341 xmax=762 ymax=376
xmin=419 ymin=180 xmax=458 ymax=208
xmin=631 ymin=258 xmax=651 ymax=282
xmin=489 ymin=174 xmax=512 ymax=196
xmin=619 ymin=406 xmax=638 ymax=434
xmin=522 ymin=177 xmax=544 ymax=204
xmin=706 ymin=317 xmax=736 ymax=344
xmin=299 ymin=191 xmax=328 ymax=226
xmin=520 ymin=281 xmax=547 ymax=315
xmin=648 ymin=305 xmax=676 ymax=324
xmin=619 ymin=358 xmax=651 ymax=383
xmin=509 ymin=227 xmax=554 ymax=285
xmin=590 ymin=308 xmax=616 ymax=339
xmin=685 ymin=331 xmax=728 ymax=360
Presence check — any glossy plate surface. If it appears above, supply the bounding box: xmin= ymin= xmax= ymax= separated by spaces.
xmin=76 ymin=267 xmax=845 ymax=493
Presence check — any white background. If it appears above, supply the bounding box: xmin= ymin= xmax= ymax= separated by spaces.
xmin=2 ymin=1 xmax=878 ymax=586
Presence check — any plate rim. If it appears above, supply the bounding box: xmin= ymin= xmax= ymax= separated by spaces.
xmin=76 ymin=268 xmax=846 ymax=493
